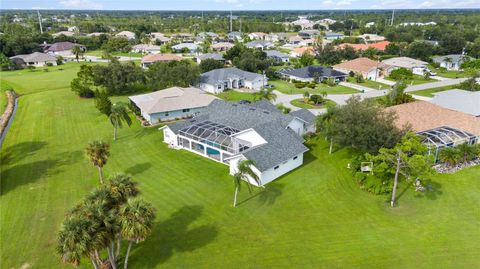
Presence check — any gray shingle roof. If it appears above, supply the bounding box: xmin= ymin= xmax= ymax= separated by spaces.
xmin=245 ymin=40 xmax=274 ymax=48
xmin=200 ymin=67 xmax=263 ymax=85
xmin=290 ymin=109 xmax=316 ymax=125
xmin=10 ymin=52 xmax=57 ymax=63
xmin=167 ymin=99 xmax=308 ymax=171
xmin=278 ymin=66 xmax=347 ymax=79
xmin=431 ymin=89 xmax=480 ymax=116
xmin=197 ymin=53 xmax=224 ymax=61
xmin=45 ymin=42 xmax=85 ymax=52
xmin=265 ymin=50 xmax=289 ymax=59
xmin=432 ymin=54 xmax=472 ymax=65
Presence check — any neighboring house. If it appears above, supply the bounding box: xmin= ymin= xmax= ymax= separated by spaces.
xmin=228 ymin=32 xmax=242 ymax=41
xmin=197 ymin=32 xmax=219 ymax=39
xmin=336 ymin=41 xmax=391 ymax=52
xmin=324 ymin=32 xmax=345 ymax=40
xmin=291 ymin=18 xmax=315 ymax=30
xmin=299 ymin=30 xmax=320 ymax=39
xmin=278 ymin=66 xmax=348 ymax=82
xmin=116 ymin=31 xmax=136 ymax=40
xmin=212 ymin=42 xmax=235 ymax=52
xmin=67 ymin=26 xmax=78 ymax=32
xmin=386 ymin=101 xmax=480 ymax=160
xmin=52 ymin=31 xmax=75 ymax=38
xmin=129 ymin=87 xmax=218 ymax=124
xmin=290 ymin=46 xmax=316 ymax=57
xmin=333 ymin=57 xmax=393 ymax=80
xmin=431 ymin=89 xmax=480 ymax=117
xmin=161 ymin=99 xmax=315 ymax=186
xmin=424 ymin=40 xmax=440 ymax=46
xmin=87 ymin=32 xmax=108 ymax=37
xmin=141 ymin=53 xmax=182 ymax=68
xmin=432 ymin=54 xmax=472 ymax=71
xmin=288 ymin=36 xmax=304 ymax=45
xmin=150 ymin=32 xmax=171 ymax=44
xmin=199 ymin=67 xmax=267 ymax=93
xmin=382 ymin=56 xmax=429 ymax=75
xmin=358 ymin=34 xmax=385 ymax=43
xmin=10 ymin=52 xmax=57 ymax=67
xmin=265 ymin=50 xmax=290 ymax=63
xmin=44 ymin=41 xmax=86 ymax=57
xmin=399 ymin=22 xmax=437 ymax=26
xmin=172 ymin=33 xmax=194 ymax=42
xmin=265 ymin=33 xmax=288 ymax=42
xmin=365 ymin=22 xmax=375 ymax=28
xmin=245 ymin=40 xmax=275 ymax=50
xmin=196 ymin=53 xmax=225 ymax=64
xmin=248 ymin=32 xmax=267 ymax=40
xmin=131 ymin=44 xmax=161 ymax=54
xmin=299 ymin=38 xmax=315 ymax=47
xmin=171 ymin=43 xmax=199 ymax=54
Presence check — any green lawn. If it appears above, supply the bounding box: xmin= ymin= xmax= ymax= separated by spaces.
xmin=427 ymin=65 xmax=468 ymax=79
xmin=386 ymin=75 xmax=435 ymax=85
xmin=85 ymin=49 xmax=144 ymax=58
xmin=290 ymin=98 xmax=336 ymax=109
xmin=270 ymin=79 xmax=360 ymax=95
xmin=1 ymin=65 xmax=480 ymax=269
xmin=215 ymin=90 xmax=256 ymax=101
xmin=346 ymin=77 xmax=391 ymax=90
xmin=410 ymin=84 xmax=461 ymax=97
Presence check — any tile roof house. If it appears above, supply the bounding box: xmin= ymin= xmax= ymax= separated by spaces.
xmin=431 ymin=89 xmax=480 ymax=117
xmin=116 ymin=31 xmax=136 ymax=40
xmin=248 ymin=32 xmax=267 ymax=40
xmin=161 ymin=99 xmax=315 ymax=186
xmin=52 ymin=31 xmax=76 ymax=38
xmin=337 ymin=41 xmax=391 ymax=52
xmin=129 ymin=87 xmax=218 ymax=124
xmin=432 ymin=54 xmax=472 ymax=71
xmin=196 ymin=53 xmax=225 ymax=64
xmin=278 ymin=66 xmax=348 ymax=82
xmin=141 ymin=53 xmax=182 ymax=68
xmin=199 ymin=67 xmax=267 ymax=93
xmin=290 ymin=46 xmax=316 ymax=57
xmin=44 ymin=42 xmax=86 ymax=57
xmin=150 ymin=32 xmax=171 ymax=44
xmin=265 ymin=50 xmax=290 ymax=63
xmin=10 ymin=52 xmax=57 ymax=67
xmin=211 ymin=42 xmax=235 ymax=52
xmin=333 ymin=57 xmax=393 ymax=80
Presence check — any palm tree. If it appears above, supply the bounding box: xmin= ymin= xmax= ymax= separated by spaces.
xmin=109 ymin=102 xmax=132 ymax=141
xmin=71 ymin=45 xmax=83 ymax=63
xmin=439 ymin=147 xmax=461 ymax=167
xmin=233 ymin=160 xmax=261 ymax=207
xmin=254 ymin=88 xmax=277 ymax=102
xmin=456 ymin=143 xmax=475 ymax=163
xmin=316 ymin=106 xmax=338 ymax=154
xmin=86 ymin=141 xmax=110 ymax=184
xmin=120 ymin=198 xmax=156 ymax=269
xmin=303 ymin=91 xmax=310 ymax=103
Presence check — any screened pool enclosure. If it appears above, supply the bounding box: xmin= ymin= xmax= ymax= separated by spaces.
xmin=418 ymin=126 xmax=477 ymax=161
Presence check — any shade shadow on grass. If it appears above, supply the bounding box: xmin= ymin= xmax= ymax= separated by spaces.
xmin=1 ymin=141 xmax=48 ymax=165
xmin=131 ymin=205 xmax=218 ymax=267
xmin=125 ymin=162 xmax=152 ymax=176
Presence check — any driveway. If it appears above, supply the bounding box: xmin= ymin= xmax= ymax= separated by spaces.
xmin=404 ymin=78 xmax=467 ymax=92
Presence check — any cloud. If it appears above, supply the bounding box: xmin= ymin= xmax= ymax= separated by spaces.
xmin=58 ymin=0 xmax=103 ymax=9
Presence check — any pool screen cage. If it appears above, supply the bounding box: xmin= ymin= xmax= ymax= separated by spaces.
xmin=418 ymin=126 xmax=477 ymax=162
xmin=178 ymin=120 xmax=242 ymax=154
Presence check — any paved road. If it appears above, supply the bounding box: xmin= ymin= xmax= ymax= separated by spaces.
xmin=339 ymin=82 xmax=376 ymax=92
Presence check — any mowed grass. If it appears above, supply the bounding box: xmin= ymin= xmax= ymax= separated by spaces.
xmin=410 ymin=84 xmax=460 ymax=97
xmin=1 ymin=64 xmax=480 ymax=269
xmin=270 ymin=79 xmax=360 ymax=95
xmin=346 ymin=77 xmax=391 ymax=90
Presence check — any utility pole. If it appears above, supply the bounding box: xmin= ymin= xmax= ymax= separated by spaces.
xmin=37 ymin=10 xmax=43 ymax=34
xmin=390 ymin=9 xmax=395 ymax=26
xmin=230 ymin=11 xmax=233 ymax=32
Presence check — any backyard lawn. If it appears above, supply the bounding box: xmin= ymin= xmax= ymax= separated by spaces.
xmin=410 ymin=84 xmax=460 ymax=97
xmin=1 ymin=64 xmax=480 ymax=269
xmin=270 ymin=79 xmax=360 ymax=95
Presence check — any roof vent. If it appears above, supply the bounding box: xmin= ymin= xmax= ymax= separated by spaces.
xmin=249 ymin=108 xmax=256 ymax=111
xmin=232 ymin=104 xmax=238 ymax=107
xmin=263 ymin=111 xmax=270 ymax=114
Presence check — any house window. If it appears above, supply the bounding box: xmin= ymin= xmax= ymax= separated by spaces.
xmin=182 ymin=109 xmax=190 ymax=112
xmin=293 ymin=156 xmax=298 ymax=160
xmin=217 ymin=85 xmax=222 ymax=89
xmin=165 ymin=112 xmax=169 ymax=116
xmin=274 ymin=165 xmax=279 ymax=170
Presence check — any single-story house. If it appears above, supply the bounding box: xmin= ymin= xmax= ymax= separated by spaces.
xmin=161 ymin=99 xmax=315 ymax=186
xmin=44 ymin=42 xmax=86 ymax=57
xmin=228 ymin=32 xmax=242 ymax=41
xmin=199 ymin=67 xmax=267 ymax=93
xmin=52 ymin=31 xmax=75 ymax=38
xmin=129 ymin=87 xmax=218 ymax=124
xmin=333 ymin=57 xmax=393 ymax=80
xmin=87 ymin=32 xmax=108 ymax=37
xmin=288 ymin=36 xmax=304 ymax=45
xmin=358 ymin=34 xmax=386 ymax=43
xmin=324 ymin=32 xmax=344 ymax=40
xmin=171 ymin=33 xmax=194 ymax=42
xmin=431 ymin=89 xmax=480 ymax=117
xmin=141 ymin=53 xmax=182 ymax=68
xmin=386 ymin=101 xmax=480 ymax=160
xmin=245 ymin=40 xmax=275 ymax=50
xmin=171 ymin=43 xmax=199 ymax=54
xmin=131 ymin=44 xmax=161 ymax=54
xmin=265 ymin=33 xmax=288 ymax=42
xmin=197 ymin=32 xmax=219 ymax=39
xmin=265 ymin=50 xmax=290 ymax=63
xmin=299 ymin=30 xmax=320 ymax=39
xmin=248 ymin=32 xmax=267 ymax=40
xmin=196 ymin=53 xmax=225 ymax=64
xmin=116 ymin=31 xmax=136 ymax=40
xmin=278 ymin=66 xmax=347 ymax=82
xmin=150 ymin=32 xmax=171 ymax=44
xmin=432 ymin=54 xmax=472 ymax=71
xmin=336 ymin=41 xmax=390 ymax=52
xmin=291 ymin=19 xmax=315 ymax=30
xmin=10 ymin=52 xmax=57 ymax=67
xmin=382 ymin=56 xmax=429 ymax=75
xmin=290 ymin=46 xmax=316 ymax=57
xmin=299 ymin=38 xmax=316 ymax=47
xmin=212 ymin=42 xmax=235 ymax=52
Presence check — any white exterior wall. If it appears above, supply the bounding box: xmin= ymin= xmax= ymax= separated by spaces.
xmin=163 ymin=127 xmax=178 ymax=146
xmin=200 ymin=83 xmax=223 ymax=94
xmin=232 ymin=129 xmax=267 ymax=147
xmin=288 ymin=118 xmax=306 ymax=136
xmin=143 ymin=107 xmax=205 ymax=124
xmin=50 ymin=50 xmax=74 ymax=57
xmin=27 ymin=60 xmax=57 ymax=67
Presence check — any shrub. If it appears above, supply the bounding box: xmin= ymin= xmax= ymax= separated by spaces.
xmin=349 ymin=71 xmax=355 ymax=77
xmin=307 ymin=83 xmax=316 ymax=89
xmin=355 ymin=73 xmax=364 ymax=83
xmin=389 ymin=68 xmax=413 ymax=80
xmin=56 ymin=56 xmax=64 ymax=65
xmin=295 ymin=82 xmax=307 ymax=88
xmin=309 ymin=94 xmax=324 ymax=105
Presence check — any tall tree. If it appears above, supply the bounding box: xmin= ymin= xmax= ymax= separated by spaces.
xmin=71 ymin=45 xmax=83 ymax=63
xmin=233 ymin=160 xmax=260 ymax=207
xmin=254 ymin=88 xmax=277 ymax=101
xmin=94 ymin=90 xmax=113 ymax=116
xmin=109 ymin=102 xmax=132 ymax=141
xmin=86 ymin=140 xmax=110 ymax=184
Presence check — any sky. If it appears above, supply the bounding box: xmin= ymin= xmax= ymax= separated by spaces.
xmin=1 ymin=0 xmax=479 ymax=10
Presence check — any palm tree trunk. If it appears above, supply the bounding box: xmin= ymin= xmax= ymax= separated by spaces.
xmin=329 ymin=139 xmax=333 ymax=154
xmin=390 ymin=152 xmax=401 ymax=207
xmin=233 ymin=186 xmax=239 ymax=207
xmin=108 ymin=243 xmax=117 ymax=269
xmin=124 ymin=241 xmax=133 ymax=269
xmin=113 ymin=127 xmax=117 ymax=141
xmin=116 ymin=236 xmax=121 ymax=258
xmin=90 ymin=254 xmax=100 ymax=269
xmin=97 ymin=166 xmax=104 ymax=184
xmin=95 ymin=249 xmax=102 ymax=265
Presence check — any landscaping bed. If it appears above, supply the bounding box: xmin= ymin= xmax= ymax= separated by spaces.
xmin=269 ymin=79 xmax=360 ymax=95
xmin=290 ymin=98 xmax=335 ymax=109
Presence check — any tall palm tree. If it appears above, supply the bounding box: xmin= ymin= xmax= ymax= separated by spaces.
xmin=71 ymin=45 xmax=83 ymax=63
xmin=316 ymin=106 xmax=338 ymax=154
xmin=254 ymin=88 xmax=277 ymax=102
xmin=233 ymin=160 xmax=261 ymax=207
xmin=109 ymin=102 xmax=132 ymax=141
xmin=120 ymin=198 xmax=156 ymax=269
xmin=86 ymin=140 xmax=110 ymax=184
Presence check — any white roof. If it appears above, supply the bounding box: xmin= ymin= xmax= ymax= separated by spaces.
xmin=129 ymin=87 xmax=218 ymax=114
xmin=431 ymin=89 xmax=480 ymax=116
xmin=382 ymin=57 xmax=428 ymax=69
